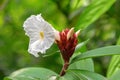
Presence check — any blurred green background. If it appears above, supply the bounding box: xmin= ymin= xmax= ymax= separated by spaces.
xmin=0 ymin=0 xmax=120 ymax=79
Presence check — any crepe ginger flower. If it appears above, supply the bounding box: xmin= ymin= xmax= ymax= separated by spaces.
xmin=55 ymin=28 xmax=80 ymax=76
xmin=55 ymin=28 xmax=80 ymax=62
xmin=23 ymin=14 xmax=55 ymax=57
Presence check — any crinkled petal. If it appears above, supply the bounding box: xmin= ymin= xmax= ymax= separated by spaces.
xmin=28 ymin=48 xmax=39 ymax=57
xmin=23 ymin=14 xmax=55 ymax=57
xmin=23 ymin=14 xmax=45 ymax=37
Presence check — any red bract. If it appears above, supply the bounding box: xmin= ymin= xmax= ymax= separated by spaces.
xmin=56 ymin=28 xmax=79 ymax=63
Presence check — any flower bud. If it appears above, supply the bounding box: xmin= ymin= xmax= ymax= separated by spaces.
xmin=55 ymin=28 xmax=80 ymax=62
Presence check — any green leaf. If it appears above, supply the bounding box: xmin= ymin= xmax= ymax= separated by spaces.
xmin=4 ymin=67 xmax=58 ymax=80
xmin=71 ymin=45 xmax=120 ymax=63
xmin=70 ymin=39 xmax=94 ymax=72
xmin=107 ymin=55 xmax=120 ymax=77
xmin=69 ymin=58 xmax=94 ymax=72
xmin=108 ymin=70 xmax=120 ymax=80
xmin=75 ymin=39 xmax=89 ymax=53
xmin=75 ymin=0 xmax=116 ymax=29
xmin=107 ymin=37 xmax=120 ymax=77
xmin=60 ymin=69 xmax=106 ymax=80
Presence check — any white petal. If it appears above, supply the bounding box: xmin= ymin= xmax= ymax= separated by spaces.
xmin=23 ymin=14 xmax=55 ymax=57
xmin=28 ymin=49 xmax=39 ymax=57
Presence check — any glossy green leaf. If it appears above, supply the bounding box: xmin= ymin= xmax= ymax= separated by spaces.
xmin=75 ymin=0 xmax=116 ymax=29
xmin=75 ymin=39 xmax=89 ymax=53
xmin=4 ymin=67 xmax=58 ymax=80
xmin=60 ymin=69 xmax=106 ymax=80
xmin=107 ymin=37 xmax=120 ymax=77
xmin=70 ymin=39 xmax=94 ymax=72
xmin=107 ymin=55 xmax=120 ymax=77
xmin=108 ymin=70 xmax=120 ymax=80
xmin=71 ymin=45 xmax=120 ymax=63
xmin=69 ymin=58 xmax=94 ymax=72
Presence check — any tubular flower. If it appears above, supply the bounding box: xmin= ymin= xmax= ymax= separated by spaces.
xmin=55 ymin=28 xmax=80 ymax=62
xmin=23 ymin=14 xmax=55 ymax=57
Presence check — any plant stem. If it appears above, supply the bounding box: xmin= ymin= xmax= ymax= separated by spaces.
xmin=60 ymin=61 xmax=69 ymax=76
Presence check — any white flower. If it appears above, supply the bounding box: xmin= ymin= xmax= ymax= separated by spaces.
xmin=23 ymin=14 xmax=55 ymax=57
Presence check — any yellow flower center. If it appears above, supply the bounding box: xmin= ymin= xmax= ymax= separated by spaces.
xmin=40 ymin=31 xmax=44 ymax=40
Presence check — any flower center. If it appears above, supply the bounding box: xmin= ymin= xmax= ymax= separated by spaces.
xmin=40 ymin=31 xmax=44 ymax=40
